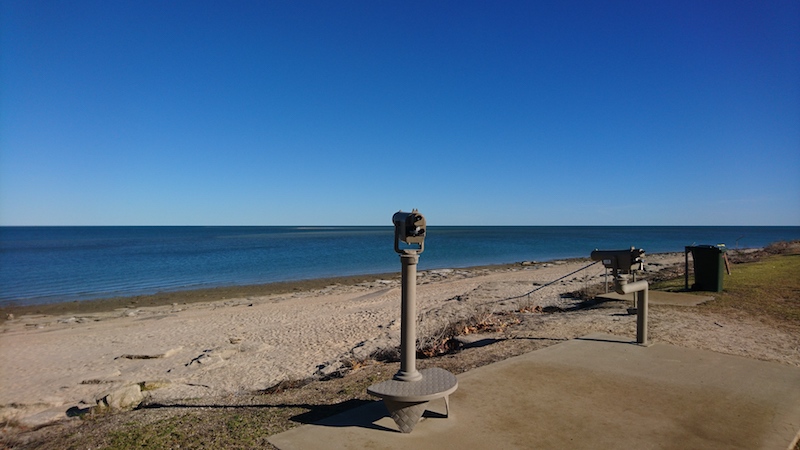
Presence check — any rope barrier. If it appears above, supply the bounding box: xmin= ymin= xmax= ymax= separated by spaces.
xmin=478 ymin=260 xmax=600 ymax=306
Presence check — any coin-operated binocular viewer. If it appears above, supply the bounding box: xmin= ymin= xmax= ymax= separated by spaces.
xmin=393 ymin=209 xmax=426 ymax=254
xmin=368 ymin=210 xmax=458 ymax=433
xmin=591 ymin=247 xmax=645 ymax=281
xmin=591 ymin=247 xmax=650 ymax=346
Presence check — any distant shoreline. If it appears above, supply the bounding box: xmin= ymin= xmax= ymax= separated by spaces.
xmin=0 ymin=243 xmax=778 ymax=320
xmin=0 ymin=261 xmax=536 ymax=319
xmin=4 ymin=226 xmax=797 ymax=311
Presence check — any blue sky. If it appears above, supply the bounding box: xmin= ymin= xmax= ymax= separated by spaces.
xmin=1 ymin=1 xmax=798 ymax=226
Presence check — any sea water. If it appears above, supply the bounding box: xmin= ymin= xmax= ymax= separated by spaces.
xmin=1 ymin=226 xmax=798 ymax=306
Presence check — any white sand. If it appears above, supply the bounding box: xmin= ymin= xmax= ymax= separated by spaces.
xmin=2 ymin=253 xmax=798 ymax=426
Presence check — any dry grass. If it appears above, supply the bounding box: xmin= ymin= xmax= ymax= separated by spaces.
xmin=417 ymin=309 xmax=521 ymax=358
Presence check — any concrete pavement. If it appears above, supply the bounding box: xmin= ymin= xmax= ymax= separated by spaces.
xmin=269 ymin=333 xmax=800 ymax=450
xmin=596 ymin=290 xmax=715 ymax=307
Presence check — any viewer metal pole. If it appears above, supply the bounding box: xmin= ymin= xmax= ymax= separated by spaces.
xmin=395 ymin=253 xmax=422 ymax=382
xmin=636 ymin=288 xmax=648 ymax=345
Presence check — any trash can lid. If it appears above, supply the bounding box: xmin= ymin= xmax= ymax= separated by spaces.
xmin=686 ymin=244 xmax=727 ymax=252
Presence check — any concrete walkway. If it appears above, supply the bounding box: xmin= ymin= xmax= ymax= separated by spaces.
xmin=596 ymin=290 xmax=714 ymax=306
xmin=269 ymin=333 xmax=800 ymax=450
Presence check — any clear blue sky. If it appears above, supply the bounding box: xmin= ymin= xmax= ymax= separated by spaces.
xmin=1 ymin=1 xmax=798 ymax=226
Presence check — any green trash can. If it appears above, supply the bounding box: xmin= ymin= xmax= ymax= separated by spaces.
xmin=686 ymin=245 xmax=726 ymax=292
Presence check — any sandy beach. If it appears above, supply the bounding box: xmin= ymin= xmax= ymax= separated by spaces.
xmin=2 ymin=252 xmax=799 ymax=430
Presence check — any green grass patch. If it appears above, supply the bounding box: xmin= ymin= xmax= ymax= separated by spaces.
xmin=652 ymin=254 xmax=800 ymax=330
xmin=106 ymin=414 xmax=199 ymax=449
xmin=101 ymin=407 xmax=301 ymax=450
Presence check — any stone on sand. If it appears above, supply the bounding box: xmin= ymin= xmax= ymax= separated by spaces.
xmin=95 ymin=384 xmax=144 ymax=411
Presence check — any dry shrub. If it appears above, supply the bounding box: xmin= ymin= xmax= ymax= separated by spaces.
xmin=723 ymin=250 xmax=760 ymax=264
xmin=260 ymin=378 xmax=313 ymax=395
xmin=727 ymin=240 xmax=800 ymax=264
xmin=368 ymin=346 xmax=401 ymax=363
xmin=518 ymin=304 xmax=542 ymax=313
xmin=417 ymin=310 xmax=520 ymax=358
xmin=339 ymin=357 xmax=368 ymax=372
xmin=459 ymin=313 xmax=520 ymax=335
xmin=417 ymin=337 xmax=460 ymax=358
xmin=764 ymin=240 xmax=800 ymax=255
xmin=564 ymin=282 xmax=609 ymax=301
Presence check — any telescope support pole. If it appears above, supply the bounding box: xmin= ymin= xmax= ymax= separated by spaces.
xmin=615 ymin=278 xmax=650 ymax=346
xmin=395 ymin=253 xmax=422 ymax=382
xmin=636 ymin=288 xmax=648 ymax=345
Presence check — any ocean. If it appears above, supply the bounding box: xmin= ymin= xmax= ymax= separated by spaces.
xmin=1 ymin=226 xmax=798 ymax=307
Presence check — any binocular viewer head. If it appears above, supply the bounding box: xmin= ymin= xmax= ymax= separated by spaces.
xmin=591 ymin=247 xmax=645 ymax=274
xmin=393 ymin=209 xmax=426 ymax=254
